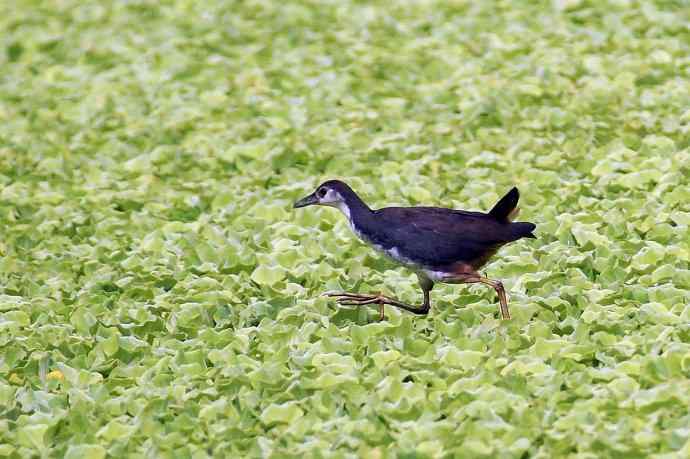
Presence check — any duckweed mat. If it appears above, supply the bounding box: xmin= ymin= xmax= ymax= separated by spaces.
xmin=1 ymin=1 xmax=689 ymax=457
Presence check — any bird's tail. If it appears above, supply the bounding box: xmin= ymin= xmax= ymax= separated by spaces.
xmin=510 ymin=222 xmax=537 ymax=239
xmin=490 ymin=187 xmax=537 ymax=239
xmin=489 ymin=187 xmax=520 ymax=222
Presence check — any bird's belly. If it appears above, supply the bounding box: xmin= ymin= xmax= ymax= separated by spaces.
xmin=421 ymin=270 xmax=449 ymax=282
xmin=422 ymin=262 xmax=477 ymax=282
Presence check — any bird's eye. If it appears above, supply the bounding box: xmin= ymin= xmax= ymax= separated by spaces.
xmin=317 ymin=188 xmax=327 ymax=198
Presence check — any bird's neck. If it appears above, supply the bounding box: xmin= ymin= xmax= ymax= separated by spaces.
xmin=335 ymin=193 xmax=372 ymax=228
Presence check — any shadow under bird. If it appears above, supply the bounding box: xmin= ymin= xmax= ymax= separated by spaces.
xmin=293 ymin=180 xmax=536 ymax=320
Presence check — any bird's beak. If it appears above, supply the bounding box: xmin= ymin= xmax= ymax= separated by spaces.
xmin=293 ymin=192 xmax=319 ymax=208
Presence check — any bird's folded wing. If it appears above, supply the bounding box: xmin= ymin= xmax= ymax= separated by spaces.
xmin=374 ymin=207 xmax=511 ymax=267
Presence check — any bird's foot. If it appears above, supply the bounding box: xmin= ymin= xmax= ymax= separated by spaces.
xmin=322 ymin=292 xmax=389 ymax=321
xmin=323 ymin=291 xmax=387 ymax=305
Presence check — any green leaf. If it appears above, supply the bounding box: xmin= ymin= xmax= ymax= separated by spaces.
xmin=670 ymin=212 xmax=690 ymax=226
xmin=2 ymin=310 xmax=30 ymax=327
xmin=639 ymin=303 xmax=679 ymax=324
xmin=250 ymin=265 xmax=286 ymax=285
xmin=65 ymin=444 xmax=107 ymax=459
xmin=371 ymin=350 xmax=401 ymax=369
xmin=534 ymin=338 xmax=568 ymax=359
xmin=439 ymin=348 xmax=484 ymax=370
xmin=260 ymin=402 xmax=304 ymax=425
xmin=16 ymin=424 xmax=49 ymax=450
xmin=97 ymin=420 xmax=135 ymax=442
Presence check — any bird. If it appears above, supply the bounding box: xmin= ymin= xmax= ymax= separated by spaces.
xmin=293 ymin=180 xmax=536 ymax=320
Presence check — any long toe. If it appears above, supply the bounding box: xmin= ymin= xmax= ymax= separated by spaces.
xmin=323 ymin=291 xmax=374 ymax=299
xmin=336 ymin=296 xmax=380 ymax=306
xmin=324 ymin=292 xmax=379 ymax=300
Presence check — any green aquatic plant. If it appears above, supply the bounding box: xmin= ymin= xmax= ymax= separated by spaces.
xmin=0 ymin=0 xmax=689 ymax=457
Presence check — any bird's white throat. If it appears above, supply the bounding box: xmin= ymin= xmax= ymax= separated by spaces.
xmin=334 ymin=201 xmax=352 ymax=221
xmin=327 ymin=200 xmax=362 ymax=239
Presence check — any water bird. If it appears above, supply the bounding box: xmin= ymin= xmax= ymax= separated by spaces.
xmin=293 ymin=180 xmax=536 ymax=320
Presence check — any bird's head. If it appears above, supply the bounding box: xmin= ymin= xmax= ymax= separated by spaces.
xmin=293 ymin=180 xmax=350 ymax=208
xmin=293 ymin=180 xmax=366 ymax=218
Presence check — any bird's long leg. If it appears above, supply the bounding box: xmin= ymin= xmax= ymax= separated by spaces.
xmin=481 ymin=277 xmax=509 ymax=320
xmin=444 ymin=274 xmax=510 ymax=319
xmin=323 ymin=287 xmax=431 ymax=320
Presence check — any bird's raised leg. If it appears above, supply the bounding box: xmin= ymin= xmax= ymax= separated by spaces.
xmin=444 ymin=273 xmax=510 ymax=319
xmin=324 ymin=275 xmax=433 ymax=320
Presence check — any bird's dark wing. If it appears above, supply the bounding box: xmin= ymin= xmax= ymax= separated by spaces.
xmin=368 ymin=207 xmax=520 ymax=267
